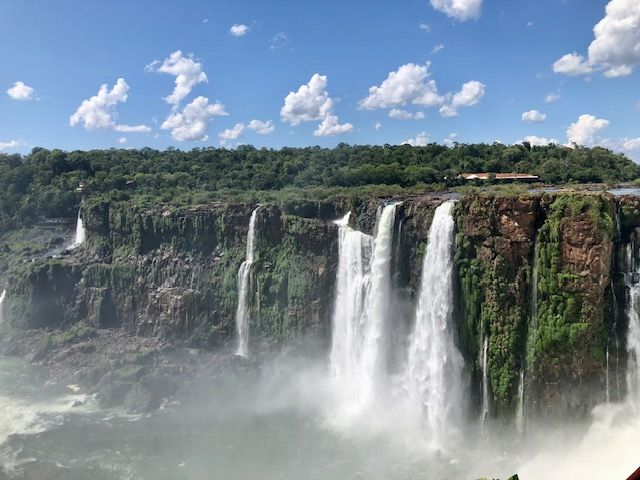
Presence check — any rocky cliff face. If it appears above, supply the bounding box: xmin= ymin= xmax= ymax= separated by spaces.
xmin=2 ymin=191 xmax=639 ymax=421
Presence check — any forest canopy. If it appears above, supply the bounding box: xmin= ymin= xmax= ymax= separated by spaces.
xmin=0 ymin=142 xmax=638 ymax=229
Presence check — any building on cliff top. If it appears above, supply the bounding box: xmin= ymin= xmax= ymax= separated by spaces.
xmin=458 ymin=172 xmax=539 ymax=182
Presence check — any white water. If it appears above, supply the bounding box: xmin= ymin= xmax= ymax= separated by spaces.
xmin=235 ymin=208 xmax=259 ymax=357
xmin=627 ymin=261 xmax=640 ymax=407
xmin=480 ymin=334 xmax=489 ymax=425
xmin=329 ymin=204 xmax=397 ymax=421
xmin=402 ymin=200 xmax=463 ymax=446
xmin=0 ymin=289 xmax=5 ymax=324
xmin=69 ymin=209 xmax=85 ymax=249
xmin=515 ymin=369 xmax=525 ymax=433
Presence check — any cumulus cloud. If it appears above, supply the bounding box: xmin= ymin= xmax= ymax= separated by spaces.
xmin=374 ymin=122 xmax=382 ymax=130
xmin=520 ymin=135 xmax=559 ymax=146
xmin=161 ymin=96 xmax=228 ymax=141
xmin=553 ymin=0 xmax=640 ymax=77
xmin=622 ymin=138 xmax=640 ymax=151
xmin=70 ymin=78 xmax=150 ymax=133
xmin=146 ymin=51 xmax=208 ymax=106
xmin=545 ymin=91 xmax=561 ymax=103
xmin=281 ymin=74 xmax=352 ymax=136
xmin=359 ymin=63 xmax=443 ymax=110
xmin=521 ymin=110 xmax=546 ymax=123
xmin=430 ymin=0 xmax=482 ymax=21
xmin=403 ymin=132 xmax=429 ymax=146
xmin=248 ymin=119 xmax=275 ymax=134
xmin=0 ymin=140 xmax=22 ymax=151
xmin=7 ymin=81 xmax=34 ymax=101
xmin=219 ymin=122 xmax=246 ymax=145
xmin=388 ymin=108 xmax=425 ymax=120
xmin=229 ymin=24 xmax=249 ymax=37
xmin=218 ymin=119 xmax=275 ymax=145
xmin=439 ymin=80 xmax=486 ymax=117
xmin=443 ymin=132 xmax=458 ymax=146
xmin=118 ymin=137 xmax=127 ymax=144
xmin=566 ymin=114 xmax=609 ymax=146
xmin=419 ymin=22 xmax=431 ymax=32
xmin=552 ymin=53 xmax=593 ymax=76
xmin=313 ymin=114 xmax=353 ymax=137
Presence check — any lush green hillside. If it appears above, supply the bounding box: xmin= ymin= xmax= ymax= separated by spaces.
xmin=1 ymin=143 xmax=638 ymax=229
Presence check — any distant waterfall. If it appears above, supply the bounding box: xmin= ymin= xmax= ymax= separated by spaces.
xmin=403 ymin=200 xmax=463 ymax=445
xmin=480 ymin=334 xmax=490 ymax=425
xmin=235 ymin=208 xmax=259 ymax=357
xmin=329 ymin=204 xmax=397 ymax=412
xmin=70 ymin=210 xmax=85 ymax=249
xmin=627 ymin=264 xmax=640 ymax=405
xmin=515 ymin=369 xmax=525 ymax=433
xmin=0 ymin=289 xmax=6 ymax=324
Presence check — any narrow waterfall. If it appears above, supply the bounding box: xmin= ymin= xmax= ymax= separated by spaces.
xmin=70 ymin=209 xmax=85 ymax=249
xmin=403 ymin=200 xmax=463 ymax=445
xmin=480 ymin=334 xmax=490 ymax=425
xmin=235 ymin=208 xmax=259 ymax=357
xmin=330 ymin=212 xmax=373 ymax=380
xmin=515 ymin=369 xmax=525 ymax=433
xmin=0 ymin=289 xmax=6 ymax=324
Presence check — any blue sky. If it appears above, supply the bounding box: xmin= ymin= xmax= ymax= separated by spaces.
xmin=1 ymin=0 xmax=639 ymax=159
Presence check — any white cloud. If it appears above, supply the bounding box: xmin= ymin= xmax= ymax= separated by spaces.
xmin=552 ymin=53 xmax=593 ymax=75
xmin=314 ymin=115 xmax=353 ymax=137
xmin=118 ymin=137 xmax=127 ymax=144
xmin=443 ymin=132 xmax=458 ymax=146
xmin=430 ymin=0 xmax=482 ymax=21
xmin=230 ymin=24 xmax=249 ymax=37
xmin=218 ymin=119 xmax=275 ymax=145
xmin=281 ymin=74 xmax=333 ymax=125
xmin=359 ymin=63 xmax=443 ymax=110
xmin=374 ymin=122 xmax=382 ymax=130
xmin=161 ymin=96 xmax=228 ymax=141
xmin=146 ymin=51 xmax=208 ymax=106
xmin=248 ymin=119 xmax=275 ymax=134
xmin=7 ymin=81 xmax=34 ymax=101
xmin=521 ymin=135 xmax=559 ymax=146
xmin=419 ymin=22 xmax=431 ymax=32
xmin=554 ymin=0 xmax=640 ymax=78
xmin=403 ymin=132 xmax=429 ymax=146
xmin=521 ymin=110 xmax=546 ymax=123
xmin=431 ymin=44 xmax=445 ymax=55
xmin=566 ymin=114 xmax=609 ymax=146
xmin=219 ymin=122 xmax=246 ymax=144
xmin=439 ymin=80 xmax=486 ymax=117
xmin=281 ymin=74 xmax=352 ymax=136
xmin=388 ymin=108 xmax=425 ymax=120
xmin=622 ymin=138 xmax=640 ymax=151
xmin=527 ymin=21 xmax=534 ymax=27
xmin=0 ymin=140 xmax=22 ymax=150
xmin=69 ymin=78 xmax=150 ymax=133
xmin=545 ymin=91 xmax=561 ymax=103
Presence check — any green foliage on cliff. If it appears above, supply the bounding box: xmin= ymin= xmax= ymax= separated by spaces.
xmin=530 ymin=194 xmax=612 ymax=374
xmin=1 ymin=143 xmax=638 ymax=229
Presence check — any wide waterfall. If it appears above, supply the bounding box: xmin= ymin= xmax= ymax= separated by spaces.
xmin=329 ymin=204 xmax=397 ymax=419
xmin=627 ymin=260 xmax=640 ymax=406
xmin=69 ymin=209 xmax=85 ymax=249
xmin=402 ymin=200 xmax=463 ymax=446
xmin=235 ymin=207 xmax=259 ymax=357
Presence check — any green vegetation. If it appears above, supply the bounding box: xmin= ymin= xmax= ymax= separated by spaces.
xmin=1 ymin=143 xmax=637 ymax=229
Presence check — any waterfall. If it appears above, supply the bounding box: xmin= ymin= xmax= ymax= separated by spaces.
xmin=235 ymin=207 xmax=259 ymax=357
xmin=515 ymin=368 xmax=525 ymax=433
xmin=627 ymin=265 xmax=640 ymax=406
xmin=480 ymin=334 xmax=490 ymax=425
xmin=403 ymin=200 xmax=463 ymax=445
xmin=69 ymin=210 xmax=85 ymax=249
xmin=0 ymin=289 xmax=6 ymax=324
xmin=330 ymin=213 xmax=373 ymax=380
xmin=329 ymin=204 xmax=397 ymax=416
